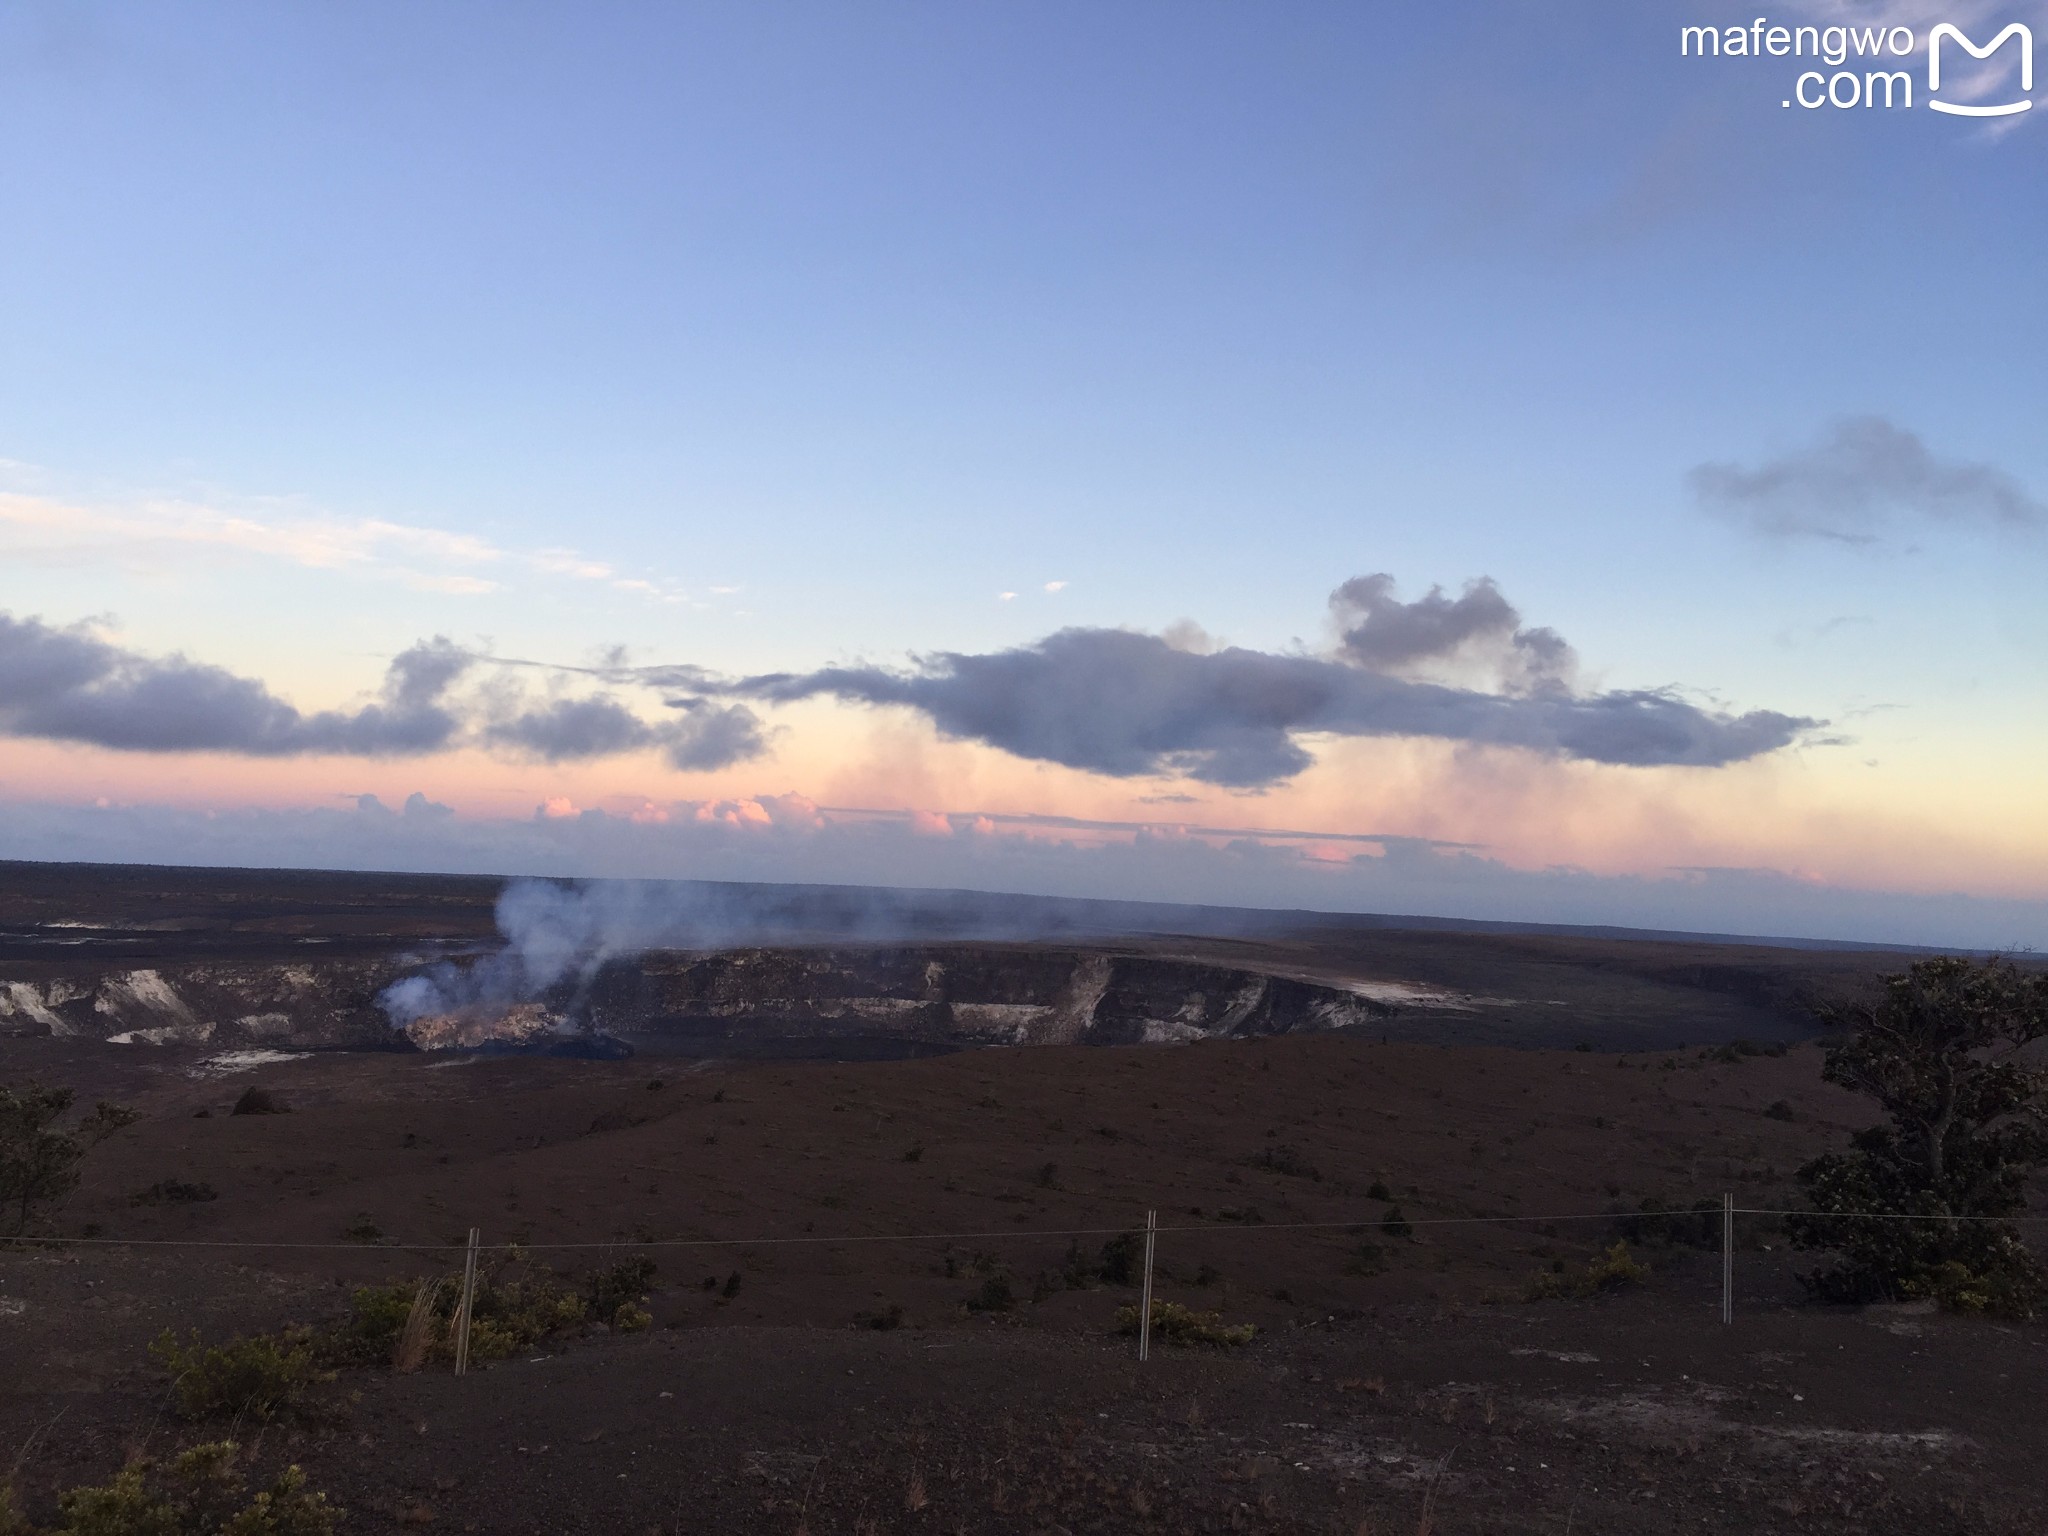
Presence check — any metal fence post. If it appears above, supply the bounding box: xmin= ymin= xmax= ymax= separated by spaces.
xmin=454 ymin=1226 xmax=481 ymax=1375
xmin=1721 ymin=1194 xmax=1733 ymax=1325
xmin=1138 ymin=1208 xmax=1158 ymax=1362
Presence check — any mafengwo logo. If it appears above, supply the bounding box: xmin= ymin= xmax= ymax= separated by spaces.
xmin=1681 ymin=16 xmax=2034 ymax=114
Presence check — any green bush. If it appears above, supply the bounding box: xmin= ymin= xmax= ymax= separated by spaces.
xmin=7 ymin=1441 xmax=336 ymax=1535
xmin=965 ymin=1274 xmax=1015 ymax=1313
xmin=324 ymin=1282 xmax=423 ymax=1367
xmin=1113 ymin=1300 xmax=1254 ymax=1347
xmin=1789 ymin=956 xmax=2048 ymax=1316
xmin=462 ymin=1271 xmax=588 ymax=1360
xmin=586 ymin=1257 xmax=657 ymax=1331
xmin=1525 ymin=1241 xmax=1651 ymax=1301
xmin=149 ymin=1332 xmax=330 ymax=1422
xmin=331 ymin=1254 xmax=597 ymax=1368
xmin=1095 ymin=1232 xmax=1141 ymax=1286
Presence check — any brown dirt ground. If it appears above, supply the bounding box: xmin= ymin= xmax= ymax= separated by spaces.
xmin=5 ymin=1032 xmax=2047 ymax=1534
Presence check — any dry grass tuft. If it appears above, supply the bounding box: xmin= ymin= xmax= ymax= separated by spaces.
xmin=393 ymin=1278 xmax=441 ymax=1374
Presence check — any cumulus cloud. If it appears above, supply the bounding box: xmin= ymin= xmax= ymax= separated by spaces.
xmin=662 ymin=700 xmax=771 ymax=772
xmin=485 ymin=696 xmax=658 ymax=762
xmin=483 ymin=692 xmax=770 ymax=771
xmin=1330 ymin=573 xmax=1575 ymax=693
xmin=670 ymin=576 xmax=1811 ymax=787
xmin=1689 ymin=417 xmax=2043 ymax=544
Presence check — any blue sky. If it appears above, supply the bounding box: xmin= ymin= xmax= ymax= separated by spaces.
xmin=1 ymin=2 xmax=2044 ymax=944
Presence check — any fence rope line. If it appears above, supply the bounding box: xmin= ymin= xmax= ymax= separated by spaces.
xmin=8 ymin=1204 xmax=2047 ymax=1256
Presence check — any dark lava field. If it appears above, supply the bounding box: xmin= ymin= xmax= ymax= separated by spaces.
xmin=3 ymin=860 xmax=2043 ymax=1535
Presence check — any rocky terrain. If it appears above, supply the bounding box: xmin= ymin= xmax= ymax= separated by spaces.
xmin=7 ymin=860 xmax=2038 ymax=1533
xmin=4 ymin=1023 xmax=2045 ymax=1534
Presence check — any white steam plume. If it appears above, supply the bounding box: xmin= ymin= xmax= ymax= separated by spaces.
xmin=374 ymin=876 xmax=1148 ymax=1035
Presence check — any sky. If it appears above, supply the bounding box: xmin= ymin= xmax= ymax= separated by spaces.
xmin=1 ymin=0 xmax=2044 ymax=947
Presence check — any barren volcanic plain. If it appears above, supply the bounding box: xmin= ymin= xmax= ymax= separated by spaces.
xmin=3 ymin=861 xmax=2044 ymax=1535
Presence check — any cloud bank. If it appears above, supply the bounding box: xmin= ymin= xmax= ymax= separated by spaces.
xmin=0 ymin=613 xmax=473 ymax=755
xmin=1 ymin=571 xmax=1813 ymax=786
xmin=0 ymin=612 xmax=767 ymax=771
xmin=1691 ymin=416 xmax=2043 ymax=545
xmin=1 ymin=792 xmax=2039 ymax=951
xmin=662 ymin=576 xmax=1813 ymax=787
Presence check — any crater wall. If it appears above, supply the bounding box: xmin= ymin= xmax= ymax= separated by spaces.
xmin=0 ymin=943 xmax=1395 ymax=1057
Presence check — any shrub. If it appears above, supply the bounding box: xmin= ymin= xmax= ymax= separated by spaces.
xmin=608 ymin=1303 xmax=652 ymax=1334
xmin=965 ymin=1275 xmax=1015 ymax=1313
xmin=1789 ymin=956 xmax=2048 ymax=1315
xmin=1525 ymin=1242 xmax=1651 ymax=1301
xmin=1250 ymin=1145 xmax=1320 ymax=1181
xmin=230 ymin=1089 xmax=288 ymax=1117
xmin=323 ymin=1283 xmax=421 ymax=1367
xmin=1056 ymin=1241 xmax=1097 ymax=1290
xmin=149 ymin=1331 xmax=330 ymax=1422
xmin=1 ymin=1084 xmax=137 ymax=1238
xmin=1113 ymin=1300 xmax=1254 ymax=1347
xmin=462 ymin=1270 xmax=588 ymax=1360
xmin=1096 ymin=1232 xmax=1141 ymax=1286
xmin=586 ymin=1257 xmax=657 ymax=1331
xmin=1379 ymin=1206 xmax=1413 ymax=1239
xmin=131 ymin=1180 xmax=218 ymax=1206
xmin=1706 ymin=1039 xmax=1788 ymax=1064
xmin=1365 ymin=1180 xmax=1392 ymax=1202
xmin=325 ymin=1255 xmax=595 ymax=1371
xmin=14 ymin=1441 xmax=337 ymax=1535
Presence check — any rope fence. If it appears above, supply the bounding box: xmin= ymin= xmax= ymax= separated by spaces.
xmin=9 ymin=1196 xmax=2043 ymax=1367
xmin=11 ymin=1203 xmax=2048 ymax=1256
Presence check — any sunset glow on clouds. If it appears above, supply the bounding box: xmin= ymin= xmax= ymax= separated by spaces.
xmin=0 ymin=3 xmax=2043 ymax=945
